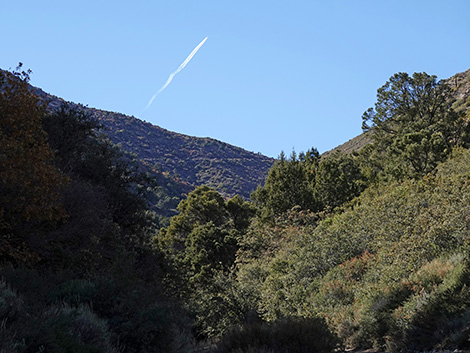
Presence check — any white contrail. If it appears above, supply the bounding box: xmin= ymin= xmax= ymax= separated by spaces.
xmin=144 ymin=36 xmax=208 ymax=111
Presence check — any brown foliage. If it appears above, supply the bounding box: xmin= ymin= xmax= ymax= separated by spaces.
xmin=0 ymin=65 xmax=67 ymax=260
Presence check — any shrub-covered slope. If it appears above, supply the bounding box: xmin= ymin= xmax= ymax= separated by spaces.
xmin=30 ymin=82 xmax=274 ymax=200
xmin=4 ymin=65 xmax=470 ymax=352
xmin=234 ymin=147 xmax=470 ymax=351
xmin=154 ymin=69 xmax=470 ymax=352
xmin=93 ymin=109 xmax=274 ymax=199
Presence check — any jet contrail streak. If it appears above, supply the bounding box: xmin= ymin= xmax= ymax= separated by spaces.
xmin=144 ymin=36 xmax=208 ymax=111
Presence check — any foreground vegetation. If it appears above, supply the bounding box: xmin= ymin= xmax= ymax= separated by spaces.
xmin=1 ymin=65 xmax=470 ymax=352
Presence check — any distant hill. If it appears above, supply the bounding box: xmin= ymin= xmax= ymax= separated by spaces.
xmin=17 ymin=67 xmax=470 ymax=217
xmin=447 ymin=68 xmax=470 ymax=112
xmin=322 ymin=132 xmax=371 ymax=157
xmin=91 ymin=109 xmax=275 ymax=199
xmin=26 ymin=81 xmax=274 ymax=212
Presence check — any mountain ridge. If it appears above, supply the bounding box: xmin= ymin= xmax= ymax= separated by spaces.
xmin=20 ymin=67 xmax=470 ymax=202
xmin=27 ymin=81 xmax=275 ymax=201
xmin=92 ymin=107 xmax=275 ymax=199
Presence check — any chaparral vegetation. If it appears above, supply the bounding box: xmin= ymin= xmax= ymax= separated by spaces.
xmin=1 ymin=65 xmax=470 ymax=352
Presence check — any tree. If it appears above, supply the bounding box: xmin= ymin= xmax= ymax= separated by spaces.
xmin=158 ymin=186 xmax=255 ymax=281
xmin=0 ymin=65 xmax=67 ymax=261
xmin=314 ymin=151 xmax=365 ymax=210
xmin=41 ymin=102 xmax=156 ymax=263
xmin=157 ymin=186 xmax=256 ymax=337
xmin=362 ymin=72 xmax=469 ymax=179
xmin=252 ymin=148 xmax=364 ymax=217
xmin=251 ymin=150 xmax=319 ymax=218
xmin=42 ymin=103 xmax=101 ymax=174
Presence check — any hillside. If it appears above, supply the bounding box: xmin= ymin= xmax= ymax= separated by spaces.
xmin=91 ymin=109 xmax=274 ymax=199
xmin=33 ymin=87 xmax=274 ymax=201
xmin=448 ymin=68 xmax=470 ymax=112
xmin=323 ymin=68 xmax=470 ymax=157
xmin=4 ymin=65 xmax=470 ymax=352
xmin=17 ymin=67 xmax=470 ymax=217
xmin=31 ymin=68 xmax=470 ymax=204
xmin=322 ymin=131 xmax=371 ymax=157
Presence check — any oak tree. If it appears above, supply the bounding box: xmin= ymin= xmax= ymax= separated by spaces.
xmin=0 ymin=65 xmax=67 ymax=261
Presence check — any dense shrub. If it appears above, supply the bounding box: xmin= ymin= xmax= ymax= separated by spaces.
xmin=0 ymin=264 xmax=192 ymax=353
xmin=0 ymin=279 xmax=24 ymax=321
xmin=234 ymin=148 xmax=470 ymax=351
xmin=21 ymin=305 xmax=117 ymax=353
xmin=215 ymin=317 xmax=339 ymax=353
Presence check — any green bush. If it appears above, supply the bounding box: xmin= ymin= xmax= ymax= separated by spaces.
xmin=52 ymin=279 xmax=97 ymax=306
xmin=401 ymin=254 xmax=470 ymax=350
xmin=0 ymin=279 xmax=24 ymax=321
xmin=0 ymin=265 xmax=193 ymax=353
xmin=215 ymin=317 xmax=339 ymax=353
xmin=19 ymin=304 xmax=117 ymax=353
xmin=342 ymin=253 xmax=470 ymax=351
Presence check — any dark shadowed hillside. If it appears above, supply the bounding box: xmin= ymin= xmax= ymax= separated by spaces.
xmin=5 ymin=76 xmax=272 ymax=220
xmin=91 ymin=109 xmax=274 ymax=199
xmin=29 ymin=82 xmax=274 ymax=202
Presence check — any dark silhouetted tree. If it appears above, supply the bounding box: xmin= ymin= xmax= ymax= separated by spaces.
xmin=0 ymin=65 xmax=67 ymax=261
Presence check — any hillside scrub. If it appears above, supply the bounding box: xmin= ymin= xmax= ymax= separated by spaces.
xmin=157 ymin=71 xmax=470 ymax=350
xmin=225 ymin=147 xmax=470 ymax=351
xmin=0 ymin=67 xmax=193 ymax=352
xmin=3 ymin=65 xmax=470 ymax=352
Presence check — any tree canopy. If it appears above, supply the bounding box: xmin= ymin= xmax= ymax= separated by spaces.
xmin=252 ymin=148 xmax=364 ymax=218
xmin=362 ymin=72 xmax=469 ymax=179
xmin=0 ymin=66 xmax=68 ymax=261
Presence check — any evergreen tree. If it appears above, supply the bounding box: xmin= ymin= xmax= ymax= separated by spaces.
xmin=157 ymin=186 xmax=256 ymax=337
xmin=158 ymin=186 xmax=255 ymax=285
xmin=314 ymin=151 xmax=365 ymax=210
xmin=252 ymin=148 xmax=364 ymax=218
xmin=362 ymin=72 xmax=469 ymax=179
xmin=251 ymin=150 xmax=318 ymax=218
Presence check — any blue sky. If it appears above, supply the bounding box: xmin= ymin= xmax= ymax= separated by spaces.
xmin=2 ymin=1 xmax=469 ymax=158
